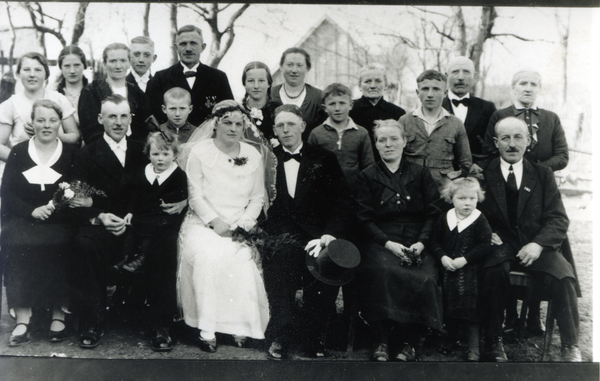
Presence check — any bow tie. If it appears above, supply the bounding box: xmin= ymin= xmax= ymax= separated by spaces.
xmin=184 ymin=71 xmax=196 ymax=78
xmin=452 ymin=98 xmax=470 ymax=107
xmin=283 ymin=151 xmax=301 ymax=162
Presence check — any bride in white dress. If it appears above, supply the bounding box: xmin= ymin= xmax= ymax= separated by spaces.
xmin=177 ymin=100 xmax=274 ymax=352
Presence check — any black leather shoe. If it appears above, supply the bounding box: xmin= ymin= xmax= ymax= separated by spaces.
xmin=503 ymin=316 xmax=520 ymax=333
xmin=198 ymin=337 xmax=217 ymax=353
xmin=526 ymin=318 xmax=546 ymax=336
xmin=9 ymin=323 xmax=31 ymax=347
xmin=484 ymin=337 xmax=508 ymax=362
xmin=372 ymin=343 xmax=389 ymax=362
xmin=151 ymin=326 xmax=174 ymax=352
xmin=267 ymin=341 xmax=286 ymax=360
xmin=79 ymin=326 xmax=103 ymax=349
xmin=122 ymin=254 xmax=146 ymax=273
xmin=561 ymin=344 xmax=582 ymax=362
xmin=306 ymin=339 xmax=326 ymax=358
xmin=49 ymin=319 xmax=67 ymax=343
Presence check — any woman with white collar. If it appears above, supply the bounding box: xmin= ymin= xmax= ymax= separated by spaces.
xmin=1 ymin=100 xmax=78 ymax=346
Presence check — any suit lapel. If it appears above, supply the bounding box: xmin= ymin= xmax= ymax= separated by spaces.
xmin=464 ymin=97 xmax=484 ymax=135
xmin=91 ymin=138 xmax=125 ymax=181
xmin=442 ymin=97 xmax=454 ymax=115
xmin=412 ymin=116 xmax=430 ymax=139
xmin=293 ymin=146 xmax=315 ymax=205
xmin=173 ymin=64 xmax=192 ymax=91
xmin=274 ymin=147 xmax=289 ymax=196
xmin=516 ymin=160 xmax=537 ymax=221
xmin=485 ymin=159 xmax=510 ymax=224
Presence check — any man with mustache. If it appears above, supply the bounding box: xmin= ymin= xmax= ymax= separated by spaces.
xmin=146 ymin=25 xmax=233 ymax=126
xmin=478 ymin=117 xmax=580 ymax=362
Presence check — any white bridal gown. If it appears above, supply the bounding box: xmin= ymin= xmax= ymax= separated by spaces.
xmin=177 ymin=139 xmax=269 ymax=339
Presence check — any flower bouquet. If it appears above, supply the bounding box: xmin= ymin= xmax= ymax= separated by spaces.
xmin=392 ymin=246 xmax=422 ymax=267
xmin=48 ymin=180 xmax=106 ymax=209
xmin=231 ymin=226 xmax=300 ymax=274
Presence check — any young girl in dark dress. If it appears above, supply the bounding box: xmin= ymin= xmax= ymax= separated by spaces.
xmin=430 ymin=177 xmax=492 ymax=361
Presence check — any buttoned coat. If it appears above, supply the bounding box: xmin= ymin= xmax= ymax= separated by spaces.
xmin=146 ymin=62 xmax=233 ymax=127
xmin=478 ymin=157 xmax=579 ymax=293
xmin=442 ymin=95 xmax=496 ymax=159
xmin=483 ymin=106 xmax=569 ymax=171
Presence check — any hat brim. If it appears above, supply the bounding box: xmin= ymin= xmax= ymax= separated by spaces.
xmin=306 ymin=254 xmax=355 ymax=286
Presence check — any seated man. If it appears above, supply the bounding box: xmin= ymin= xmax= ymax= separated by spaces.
xmin=260 ymin=104 xmax=352 ymax=359
xmin=479 ymin=116 xmax=580 ymax=362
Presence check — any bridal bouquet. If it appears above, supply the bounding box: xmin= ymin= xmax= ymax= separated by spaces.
xmin=48 ymin=180 xmax=106 ymax=209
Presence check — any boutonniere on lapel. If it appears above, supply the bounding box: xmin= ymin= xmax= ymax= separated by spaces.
xmin=231 ymin=157 xmax=248 ymax=166
xmin=303 ymin=163 xmax=323 ymax=182
xmin=205 ymin=96 xmax=217 ymax=109
xmin=524 ymin=187 xmax=531 ymax=192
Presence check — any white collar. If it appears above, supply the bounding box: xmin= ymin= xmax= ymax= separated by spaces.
xmin=413 ymin=106 xmax=450 ymax=122
xmin=500 ymin=157 xmax=523 ymax=172
xmin=145 ymin=162 xmax=177 ymax=185
xmin=181 ymin=61 xmax=200 ymax=72
xmin=449 ymin=91 xmax=470 ymax=101
xmin=446 ymin=208 xmax=481 ymax=233
xmin=283 ymin=142 xmax=303 ymax=155
xmin=103 ymin=133 xmax=127 ymax=151
xmin=323 ymin=117 xmax=358 ymax=132
xmin=22 ymin=138 xmax=63 ymax=190
xmin=514 ymin=101 xmax=537 ymax=110
xmin=132 ymin=70 xmax=151 ymax=83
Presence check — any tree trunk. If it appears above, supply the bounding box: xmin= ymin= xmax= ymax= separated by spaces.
xmin=170 ymin=3 xmax=178 ymax=65
xmin=469 ymin=6 xmax=496 ymax=95
xmin=206 ymin=3 xmax=250 ymax=68
xmin=453 ymin=6 xmax=467 ymax=56
xmin=71 ymin=2 xmax=89 ymax=45
xmin=143 ymin=3 xmax=151 ymax=38
xmin=1 ymin=2 xmax=17 ymax=103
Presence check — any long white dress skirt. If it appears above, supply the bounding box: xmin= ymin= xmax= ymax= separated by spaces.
xmin=177 ymin=218 xmax=269 ymax=339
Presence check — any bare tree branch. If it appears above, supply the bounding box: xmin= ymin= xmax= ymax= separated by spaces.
xmin=491 ymin=33 xmax=553 ymax=43
xmin=413 ymin=6 xmax=451 ymax=18
xmin=143 ymin=3 xmax=151 ymax=37
xmin=431 ymin=22 xmax=454 ymax=41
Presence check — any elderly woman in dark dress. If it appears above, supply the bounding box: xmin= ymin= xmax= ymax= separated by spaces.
xmin=2 ymin=100 xmax=77 ymax=346
xmin=355 ymin=119 xmax=443 ymax=362
xmin=241 ymin=61 xmax=281 ymax=141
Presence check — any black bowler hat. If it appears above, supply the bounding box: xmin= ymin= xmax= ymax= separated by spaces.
xmin=306 ymin=239 xmax=361 ymax=286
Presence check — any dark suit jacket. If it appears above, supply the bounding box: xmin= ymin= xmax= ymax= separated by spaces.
xmin=443 ymin=95 xmax=496 ymax=159
xmin=78 ymin=80 xmax=152 ymax=145
xmin=125 ymin=72 xmax=152 ymax=93
xmin=484 ymin=106 xmax=569 ymax=171
xmin=146 ymin=62 xmax=233 ymax=126
xmin=261 ymin=143 xmax=350 ymax=240
xmin=478 ymin=157 xmax=577 ymax=286
xmin=71 ymin=137 xmax=149 ymax=221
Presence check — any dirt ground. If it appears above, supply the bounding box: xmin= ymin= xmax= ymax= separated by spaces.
xmin=0 ymin=191 xmax=593 ymax=362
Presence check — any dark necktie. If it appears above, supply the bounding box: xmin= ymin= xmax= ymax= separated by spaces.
xmin=452 ymin=98 xmax=470 ymax=107
xmin=507 ymin=165 xmax=518 ymax=193
xmin=283 ymin=151 xmax=301 ymax=162
xmin=184 ymin=71 xmax=196 ymax=78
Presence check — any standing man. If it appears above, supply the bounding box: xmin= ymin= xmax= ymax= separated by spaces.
xmin=442 ymin=56 xmax=496 ymax=161
xmin=399 ymin=70 xmax=472 ymax=189
xmin=127 ymin=36 xmax=157 ymax=93
xmin=261 ymin=104 xmax=352 ymax=360
xmin=146 ymin=25 xmax=233 ymax=126
xmin=479 ymin=117 xmax=580 ymax=362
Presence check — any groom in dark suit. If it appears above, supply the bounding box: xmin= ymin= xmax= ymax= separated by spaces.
xmin=68 ymin=95 xmax=149 ymax=349
xmin=261 ymin=104 xmax=351 ymax=359
xmin=442 ymin=56 xmax=496 ymax=161
xmin=146 ymin=25 xmax=233 ymax=126
xmin=478 ymin=116 xmax=580 ymax=362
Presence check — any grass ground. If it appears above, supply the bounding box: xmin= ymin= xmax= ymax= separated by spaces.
xmin=0 ymin=191 xmax=593 ymax=362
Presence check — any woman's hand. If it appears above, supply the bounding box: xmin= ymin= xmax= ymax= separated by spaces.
xmin=161 ymin=199 xmax=187 ymax=215
xmin=409 ymin=242 xmax=425 ymax=255
xmin=491 ymin=232 xmax=503 ymax=246
xmin=69 ymin=196 xmax=93 ymax=208
xmin=32 ymin=204 xmax=54 ymax=220
xmin=441 ymin=255 xmax=455 ymax=271
xmin=98 ymin=213 xmax=127 ymax=236
xmin=452 ymin=257 xmax=468 ymax=270
xmin=384 ymin=241 xmax=409 ymax=259
xmin=209 ymin=217 xmax=231 ymax=237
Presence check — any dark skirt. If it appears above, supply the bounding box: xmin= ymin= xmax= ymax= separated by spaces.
xmin=443 ymin=265 xmax=481 ymax=322
xmin=357 ymin=222 xmax=443 ymax=331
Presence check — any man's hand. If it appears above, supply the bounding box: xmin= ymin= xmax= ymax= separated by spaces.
xmin=517 ymin=242 xmax=543 ymax=267
xmin=98 ymin=213 xmax=127 ymax=236
xmin=209 ymin=217 xmax=231 ymax=237
xmin=441 ymin=255 xmax=455 ymax=271
xmin=320 ymin=234 xmax=336 ymax=247
xmin=32 ymin=204 xmax=54 ymax=220
xmin=161 ymin=199 xmax=187 ymax=215
xmin=69 ymin=196 xmax=93 ymax=208
xmin=491 ymin=232 xmax=503 ymax=246
xmin=123 ymin=213 xmax=133 ymax=225
xmin=452 ymin=257 xmax=468 ymax=270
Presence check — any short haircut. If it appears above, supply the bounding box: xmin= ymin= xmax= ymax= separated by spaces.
xmin=358 ymin=63 xmax=387 ymax=86
xmin=274 ymin=104 xmax=304 ymax=121
xmin=511 ymin=69 xmax=542 ymax=88
xmin=144 ymin=130 xmax=179 ymax=156
xmin=242 ymin=61 xmax=273 ymax=97
xmin=101 ymin=93 xmax=128 ymax=107
xmin=493 ymin=116 xmax=528 ymax=137
xmin=102 ymin=42 xmax=130 ymax=63
xmin=441 ymin=177 xmax=485 ymax=204
xmin=130 ymin=36 xmax=155 ymax=49
xmin=31 ymin=99 xmax=63 ymax=121
xmin=177 ymin=25 xmax=203 ymax=38
xmin=163 ymin=87 xmax=191 ymax=105
xmin=373 ymin=119 xmax=405 ymax=140
xmin=416 ymin=69 xmax=447 ymax=84
xmin=17 ymin=52 xmax=50 ymax=80
xmin=322 ymin=83 xmax=352 ymax=104
xmin=279 ymin=47 xmax=311 ymax=70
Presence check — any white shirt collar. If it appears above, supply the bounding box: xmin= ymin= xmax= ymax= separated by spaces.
xmin=103 ymin=133 xmax=127 ymax=151
xmin=145 ymin=162 xmax=178 ymax=185
xmin=514 ymin=100 xmax=537 ymax=110
xmin=446 ymin=208 xmax=481 ymax=233
xmin=448 ymin=91 xmax=470 ymax=101
xmin=413 ymin=106 xmax=450 ymax=123
xmin=132 ymin=70 xmax=151 ymax=83
xmin=180 ymin=61 xmax=200 ymax=72
xmin=22 ymin=138 xmax=63 ymax=190
xmin=283 ymin=142 xmax=303 ymax=155
xmin=499 ymin=157 xmax=523 ymax=189
xmin=323 ymin=117 xmax=358 ymax=131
